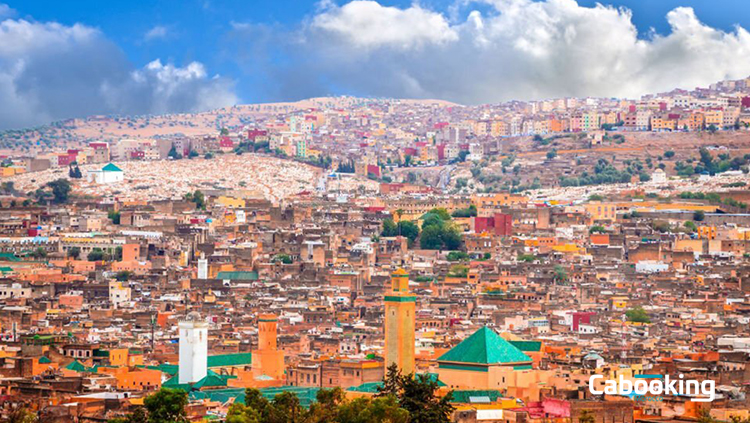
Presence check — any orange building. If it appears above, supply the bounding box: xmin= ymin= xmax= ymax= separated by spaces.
xmin=384 ymin=268 xmax=416 ymax=375
xmin=251 ymin=314 xmax=285 ymax=380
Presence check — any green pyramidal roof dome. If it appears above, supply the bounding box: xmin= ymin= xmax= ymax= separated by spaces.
xmin=102 ymin=163 xmax=123 ymax=172
xmin=438 ymin=327 xmax=532 ymax=365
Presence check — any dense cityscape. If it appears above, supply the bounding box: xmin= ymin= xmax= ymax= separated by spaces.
xmin=0 ymin=70 xmax=747 ymax=423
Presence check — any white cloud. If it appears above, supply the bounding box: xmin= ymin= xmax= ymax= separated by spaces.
xmin=144 ymin=25 xmax=169 ymax=41
xmin=101 ymin=60 xmax=237 ymax=114
xmin=0 ymin=18 xmax=236 ymax=130
xmin=0 ymin=4 xmax=14 ymax=19
xmin=237 ymin=0 xmax=750 ymax=104
xmin=311 ymin=1 xmax=457 ymax=50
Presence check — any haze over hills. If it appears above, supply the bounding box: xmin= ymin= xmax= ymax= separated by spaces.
xmin=0 ymin=74 xmax=747 ymax=156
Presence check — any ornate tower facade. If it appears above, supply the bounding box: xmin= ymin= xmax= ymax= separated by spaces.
xmin=251 ymin=314 xmax=285 ymax=380
xmin=384 ymin=268 xmax=416 ymax=374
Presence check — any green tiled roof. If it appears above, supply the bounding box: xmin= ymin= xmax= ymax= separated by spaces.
xmin=190 ymin=386 xmax=321 ymax=408
xmin=438 ymin=327 xmax=532 ymax=365
xmin=0 ymin=253 xmax=19 ymax=262
xmin=38 ymin=356 xmax=51 ymax=364
xmin=216 ymin=271 xmax=259 ymax=281
xmin=347 ymin=373 xmax=445 ymax=394
xmin=508 ymin=340 xmax=542 ymax=353
xmin=423 ymin=372 xmax=447 ymax=387
xmin=162 ymin=374 xmax=192 ymax=391
xmin=156 ymin=353 xmax=252 ymax=388
xmin=139 ymin=363 xmax=179 ymax=375
xmin=347 ymin=381 xmax=382 ymax=393
xmin=65 ymin=360 xmax=96 ymax=372
xmin=451 ymin=390 xmax=505 ymax=403
xmin=208 ymin=353 xmax=253 ymax=368
xmin=102 ymin=163 xmax=123 ymax=172
xmin=192 ymin=372 xmax=233 ymax=390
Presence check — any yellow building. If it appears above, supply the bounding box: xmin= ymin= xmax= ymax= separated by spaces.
xmin=584 ymin=202 xmax=618 ymax=222
xmin=216 ymin=196 xmax=246 ymax=209
xmin=384 ymin=268 xmax=415 ymax=375
xmin=704 ymin=109 xmax=724 ymax=127
xmin=611 ymin=297 xmax=628 ymax=310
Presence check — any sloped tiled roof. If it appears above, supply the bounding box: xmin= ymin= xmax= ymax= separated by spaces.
xmin=65 ymin=360 xmax=96 ymax=372
xmin=451 ymin=390 xmax=505 ymax=403
xmin=508 ymin=340 xmax=543 ymax=353
xmin=102 ymin=163 xmax=123 ymax=172
xmin=438 ymin=327 xmax=532 ymax=365
xmin=208 ymin=352 xmax=253 ymax=367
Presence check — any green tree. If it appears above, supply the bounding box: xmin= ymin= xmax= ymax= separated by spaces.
xmin=168 ymin=144 xmax=182 ymax=159
xmin=419 ymin=225 xmax=443 ymax=249
xmin=546 ymin=148 xmax=558 ymax=160
xmin=397 ymin=221 xmax=419 ymax=245
xmin=108 ymin=210 xmax=121 ymax=224
xmin=625 ymin=306 xmax=651 ymax=323
xmin=589 ymin=225 xmax=607 ymax=234
xmin=451 ymin=205 xmax=477 ymax=218
xmin=226 ymin=403 xmax=262 ymax=423
xmin=377 ymin=363 xmax=402 ymax=398
xmin=398 ymin=373 xmax=454 ymax=423
xmin=30 ymin=247 xmax=47 ymax=259
xmin=109 ymin=408 xmax=147 ymax=423
xmin=68 ymin=246 xmax=81 ymax=260
xmin=307 ymin=388 xmax=345 ymax=423
xmin=381 ymin=218 xmax=398 ymax=237
xmin=441 ymin=225 xmax=462 ymax=250
xmin=88 ymin=248 xmax=105 ymax=261
xmin=266 ymin=391 xmax=305 ymax=423
xmin=684 ymin=221 xmax=697 ymax=232
xmin=46 ymin=179 xmax=71 ymax=203
xmin=664 ymin=150 xmax=675 ymax=158
xmin=553 ymin=265 xmax=568 ymax=284
xmin=425 ymin=208 xmax=451 ymax=221
xmin=184 ymin=190 xmax=206 ymax=210
xmin=116 ymin=271 xmax=132 ymax=282
xmin=143 ymin=388 xmax=188 ymax=423
xmin=336 ymin=396 xmax=409 ymax=423
xmin=447 ymin=251 xmax=470 ymax=261
xmin=693 ymin=210 xmax=705 ymax=221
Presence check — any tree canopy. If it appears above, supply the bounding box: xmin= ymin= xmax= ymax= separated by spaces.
xmin=419 ymin=208 xmax=462 ymax=250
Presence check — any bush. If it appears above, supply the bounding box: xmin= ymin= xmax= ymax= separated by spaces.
xmin=446 ymin=251 xmax=469 ymax=261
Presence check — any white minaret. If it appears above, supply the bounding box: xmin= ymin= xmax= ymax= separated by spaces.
xmin=178 ymin=312 xmax=208 ymax=384
xmin=197 ymin=253 xmax=208 ymax=279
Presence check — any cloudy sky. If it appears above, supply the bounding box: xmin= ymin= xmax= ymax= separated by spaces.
xmin=1 ymin=0 xmax=750 ymax=129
